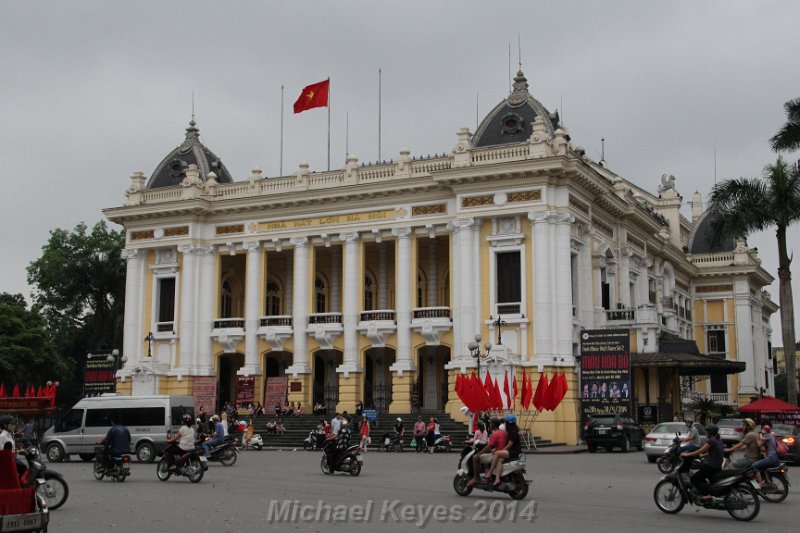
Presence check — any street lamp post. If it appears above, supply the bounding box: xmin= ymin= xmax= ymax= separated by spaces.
xmin=468 ymin=333 xmax=493 ymax=381
xmin=144 ymin=332 xmax=155 ymax=358
xmin=107 ymin=349 xmax=128 ymax=393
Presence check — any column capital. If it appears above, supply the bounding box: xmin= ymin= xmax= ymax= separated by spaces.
xmin=450 ymin=217 xmax=475 ymax=231
xmin=391 ymin=227 xmax=412 ymax=239
xmin=289 ymin=236 xmax=308 ymax=248
xmin=528 ymin=210 xmax=552 ymax=224
xmin=121 ymin=248 xmax=140 ymax=261
xmin=338 ymin=232 xmax=360 ymax=243
xmin=242 ymin=241 xmax=261 ymax=252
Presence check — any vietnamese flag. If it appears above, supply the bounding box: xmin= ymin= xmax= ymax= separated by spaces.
xmin=523 ymin=371 xmax=533 ymax=410
xmin=11 ymin=384 xmax=20 ymax=398
xmin=492 ymin=377 xmax=504 ymax=410
xmin=0 ymin=383 xmax=6 ymax=398
xmin=293 ymin=79 xmax=330 ymax=114
xmin=520 ymin=371 xmax=528 ymax=409
xmin=512 ymin=374 xmax=518 ymax=410
xmin=533 ymin=373 xmax=548 ymax=411
xmin=559 ymin=371 xmax=569 ymax=405
xmin=503 ymin=374 xmax=511 ymax=409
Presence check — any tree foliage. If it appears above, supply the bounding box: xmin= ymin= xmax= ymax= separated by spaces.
xmin=0 ymin=292 xmax=70 ymax=385
xmin=26 ymin=221 xmax=126 ymax=404
xmin=770 ymin=97 xmax=800 ymax=152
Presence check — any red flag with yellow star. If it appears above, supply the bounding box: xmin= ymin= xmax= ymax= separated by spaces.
xmin=293 ymin=79 xmax=330 ymax=113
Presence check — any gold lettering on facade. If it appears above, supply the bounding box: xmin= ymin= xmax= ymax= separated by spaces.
xmin=507 ymin=190 xmax=542 ymax=203
xmin=164 ymin=226 xmax=189 ymax=237
xmin=258 ymin=210 xmax=396 ymax=232
xmin=216 ymin=224 xmax=245 ymax=235
xmin=412 ymin=204 xmax=447 ymax=216
xmin=461 ymin=195 xmax=493 ymax=208
xmin=131 ymin=230 xmax=155 ymax=240
xmin=696 ymin=285 xmax=733 ymax=293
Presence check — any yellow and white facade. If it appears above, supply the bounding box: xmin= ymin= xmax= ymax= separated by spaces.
xmin=105 ymin=70 xmax=776 ymax=444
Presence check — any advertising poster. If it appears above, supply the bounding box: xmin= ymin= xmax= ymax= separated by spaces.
xmin=580 ymin=329 xmax=631 ymax=419
xmin=236 ymin=375 xmax=256 ymax=405
xmin=264 ymin=376 xmax=289 ymax=411
xmin=193 ymin=377 xmax=218 ymax=414
xmin=83 ymin=351 xmax=116 ymax=396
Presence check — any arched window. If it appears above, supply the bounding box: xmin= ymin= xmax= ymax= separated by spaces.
xmin=315 ymin=277 xmax=327 ymax=313
xmin=265 ymin=278 xmax=281 ymax=316
xmin=221 ymin=279 xmax=233 ymax=318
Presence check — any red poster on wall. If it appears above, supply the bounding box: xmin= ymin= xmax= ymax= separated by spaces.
xmin=264 ymin=376 xmax=288 ymax=411
xmin=236 ymin=375 xmax=255 ymax=405
xmin=193 ymin=377 xmax=218 ymax=414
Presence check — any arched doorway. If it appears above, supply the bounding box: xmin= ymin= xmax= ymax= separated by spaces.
xmin=364 ymin=348 xmax=395 ymax=411
xmin=218 ymin=353 xmax=244 ymax=410
xmin=417 ymin=346 xmax=451 ymax=410
xmin=312 ymin=349 xmax=342 ymax=412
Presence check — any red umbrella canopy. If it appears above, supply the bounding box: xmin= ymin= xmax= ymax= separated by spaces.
xmin=739 ymin=396 xmax=800 ymax=413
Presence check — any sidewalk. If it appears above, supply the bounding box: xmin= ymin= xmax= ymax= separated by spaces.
xmin=530 ymin=444 xmax=587 ymax=454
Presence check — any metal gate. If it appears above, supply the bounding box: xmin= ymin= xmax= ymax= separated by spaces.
xmin=324 ymin=384 xmax=339 ymax=413
xmin=373 ymin=384 xmax=391 ymax=412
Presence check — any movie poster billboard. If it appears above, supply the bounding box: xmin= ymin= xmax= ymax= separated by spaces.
xmin=236 ymin=375 xmax=255 ymax=405
xmin=193 ymin=377 xmax=218 ymax=414
xmin=264 ymin=376 xmax=288 ymax=412
xmin=580 ymin=329 xmax=631 ymax=420
xmin=83 ymin=351 xmax=116 ymax=396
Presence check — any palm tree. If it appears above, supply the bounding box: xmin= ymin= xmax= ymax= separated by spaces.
xmin=689 ymin=397 xmax=719 ymax=425
xmin=770 ymin=98 xmax=800 ymax=152
xmin=709 ymin=157 xmax=800 ymax=405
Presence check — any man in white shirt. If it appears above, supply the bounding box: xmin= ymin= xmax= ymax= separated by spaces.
xmin=0 ymin=416 xmax=17 ymax=452
xmin=330 ymin=413 xmax=342 ymax=436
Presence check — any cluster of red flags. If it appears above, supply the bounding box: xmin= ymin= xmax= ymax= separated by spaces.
xmin=455 ymin=369 xmax=568 ymax=413
xmin=0 ymin=383 xmax=58 ymax=406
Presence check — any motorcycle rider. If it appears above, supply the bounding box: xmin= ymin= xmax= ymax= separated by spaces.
xmin=752 ymin=423 xmax=780 ymax=489
xmin=681 ymin=424 xmax=724 ymax=502
xmin=326 ymin=419 xmax=352 ymax=470
xmin=98 ymin=414 xmax=131 ymax=469
xmin=466 ymin=421 xmax=488 ymax=445
xmin=724 ymin=418 xmax=759 ymax=469
xmin=167 ymin=414 xmax=197 ymax=470
xmin=490 ymin=415 xmax=521 ymax=486
xmin=201 ymin=415 xmax=225 ymax=458
xmin=467 ymin=418 xmax=506 ymax=487
xmin=678 ymin=418 xmax=701 ymax=454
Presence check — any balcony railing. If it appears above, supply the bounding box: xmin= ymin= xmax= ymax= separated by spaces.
xmin=606 ymin=308 xmax=636 ymax=321
xmin=360 ymin=310 xmax=396 ymax=322
xmin=308 ymin=313 xmax=343 ymax=325
xmin=412 ymin=307 xmax=451 ymax=320
xmin=156 ymin=321 xmax=175 ymax=333
xmin=682 ymin=391 xmax=733 ymax=404
xmin=213 ymin=318 xmax=245 ymax=329
xmin=260 ymin=315 xmax=292 ymax=327
xmin=496 ymin=303 xmax=521 ymax=315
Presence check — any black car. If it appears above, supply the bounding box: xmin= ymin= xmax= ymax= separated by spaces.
xmin=584 ymin=415 xmax=645 ymax=453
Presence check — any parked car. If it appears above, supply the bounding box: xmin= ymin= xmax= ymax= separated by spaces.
xmin=717 ymin=418 xmax=746 ymax=445
xmin=584 ymin=415 xmax=645 ymax=453
xmin=643 ymin=421 xmax=707 ymax=463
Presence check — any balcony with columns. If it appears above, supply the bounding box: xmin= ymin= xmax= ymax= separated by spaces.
xmin=258 ymin=315 xmax=293 ymax=351
xmin=306 ymin=312 xmax=343 ymax=350
xmin=212 ymin=318 xmax=245 ymax=353
xmin=410 ymin=306 xmax=452 ymax=345
xmin=357 ymin=310 xmax=396 ymax=347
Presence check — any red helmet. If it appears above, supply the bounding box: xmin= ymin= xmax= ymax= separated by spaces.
xmin=761 ymin=424 xmax=772 ymax=433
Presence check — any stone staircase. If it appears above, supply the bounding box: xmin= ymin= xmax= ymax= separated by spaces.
xmin=238 ymin=409 xmax=560 ymax=451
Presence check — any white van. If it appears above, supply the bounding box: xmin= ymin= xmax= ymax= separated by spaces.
xmin=41 ymin=395 xmax=194 ymax=463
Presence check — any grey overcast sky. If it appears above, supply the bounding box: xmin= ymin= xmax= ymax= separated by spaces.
xmin=1 ymin=1 xmax=798 ymax=339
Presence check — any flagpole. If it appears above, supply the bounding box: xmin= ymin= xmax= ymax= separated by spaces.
xmin=327 ymin=77 xmax=331 ymax=171
xmin=346 ymin=110 xmax=349 ymax=160
xmin=378 ymin=68 xmax=382 ymax=162
xmin=280 ymin=85 xmax=284 ymax=177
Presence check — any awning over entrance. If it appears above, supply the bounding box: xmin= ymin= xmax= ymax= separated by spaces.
xmin=631 ymin=352 xmax=745 ymax=376
xmin=631 ymin=331 xmax=746 ymax=376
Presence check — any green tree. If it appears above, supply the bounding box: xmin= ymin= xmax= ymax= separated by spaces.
xmin=770 ymin=97 xmax=800 ymax=152
xmin=688 ymin=397 xmax=719 ymax=425
xmin=0 ymin=292 xmax=70 ymax=385
xmin=709 ymin=157 xmax=800 ymax=405
xmin=26 ymin=221 xmax=126 ymax=405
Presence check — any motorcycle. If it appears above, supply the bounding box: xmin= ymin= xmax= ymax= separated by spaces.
xmin=304 ymin=428 xmax=325 ymax=451
xmin=653 ymin=458 xmax=760 ymax=521
xmin=320 ymin=439 xmax=363 ymax=476
xmin=92 ymin=446 xmax=130 ymax=482
xmin=381 ymin=432 xmax=404 ymax=452
xmin=419 ymin=434 xmax=452 ymax=453
xmin=657 ymin=436 xmax=703 ymax=474
xmin=247 ymin=433 xmax=264 ymax=451
xmin=18 ymin=446 xmax=69 ymax=511
xmin=453 ymin=442 xmax=530 ymax=500
xmin=156 ymin=448 xmax=205 ymax=483
xmin=748 ymin=461 xmax=790 ymax=503
xmin=199 ymin=434 xmax=238 ymax=466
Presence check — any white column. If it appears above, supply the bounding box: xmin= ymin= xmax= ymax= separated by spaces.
xmin=390 ymin=227 xmax=414 ymax=373
xmin=284 ymin=253 xmax=293 ymax=314
xmin=427 ymin=238 xmax=438 ymax=306
xmin=194 ymin=246 xmax=216 ymax=374
xmin=472 ymin=222 xmax=482 ymax=336
xmin=378 ymin=244 xmax=389 ymax=309
xmin=529 ymin=212 xmax=553 ymax=360
xmin=121 ymin=249 xmax=146 ymax=369
xmin=734 ymin=278 xmax=757 ymax=395
xmin=452 ymin=218 xmax=475 ymax=361
xmin=553 ymin=212 xmax=575 ymax=362
xmin=578 ymin=233 xmax=594 ymax=327
xmin=330 ymin=246 xmax=341 ymax=312
xmin=178 ymin=244 xmax=198 ymax=372
xmin=339 ymin=232 xmax=361 ymax=373
xmin=287 ymin=237 xmax=311 ymax=375
xmin=241 ymin=241 xmax=262 ymax=375
xmin=449 ymin=225 xmax=462 ymax=361
xmin=619 ymin=246 xmax=632 ymax=307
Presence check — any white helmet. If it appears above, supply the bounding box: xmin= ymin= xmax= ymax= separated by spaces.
xmin=396 ymin=417 xmax=402 ymax=422
xmin=341 ymin=420 xmax=349 ymax=427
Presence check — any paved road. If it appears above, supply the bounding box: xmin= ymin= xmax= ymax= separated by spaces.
xmin=46 ymin=449 xmax=797 ymax=532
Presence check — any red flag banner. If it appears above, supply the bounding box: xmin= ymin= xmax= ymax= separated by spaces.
xmin=533 ymin=373 xmax=548 ymax=411
xmin=523 ymin=372 xmax=533 ymax=410
xmin=503 ymin=374 xmax=511 ymax=409
xmin=559 ymin=371 xmax=569 ymax=405
xmin=293 ymin=79 xmax=330 ymax=114
xmin=492 ymin=377 xmax=504 ymax=410
xmin=512 ymin=374 xmax=518 ymax=410
xmin=520 ymin=371 xmax=528 ymax=410
xmin=0 ymin=383 xmax=5 ymax=398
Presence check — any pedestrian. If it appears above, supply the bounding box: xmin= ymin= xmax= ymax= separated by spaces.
xmin=412 ymin=416 xmax=427 ymax=453
xmin=359 ymin=415 xmax=371 ymax=453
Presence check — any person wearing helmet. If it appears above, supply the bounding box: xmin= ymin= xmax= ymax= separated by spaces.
xmin=326 ymin=418 xmax=353 ymax=470
xmin=393 ymin=417 xmax=405 ymax=439
xmin=677 ymin=418 xmax=701 ymax=454
xmin=489 ymin=415 xmax=521 ymax=486
xmin=201 ymin=415 xmax=225 ymax=458
xmin=753 ymin=423 xmax=780 ymax=488
xmin=467 ymin=418 xmax=507 ymax=487
xmin=167 ymin=413 xmax=197 ymax=470
xmin=724 ymin=418 xmax=759 ymax=469
xmin=681 ymin=424 xmax=725 ymax=501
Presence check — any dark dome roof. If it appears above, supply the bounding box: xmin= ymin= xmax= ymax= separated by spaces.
xmin=146 ymin=120 xmax=234 ymax=189
xmin=472 ymin=70 xmax=560 ymax=148
xmin=689 ymin=210 xmax=736 ymax=254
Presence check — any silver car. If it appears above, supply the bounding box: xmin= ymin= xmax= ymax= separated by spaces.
xmin=717 ymin=418 xmax=746 ymax=445
xmin=643 ymin=422 xmax=707 ymax=462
